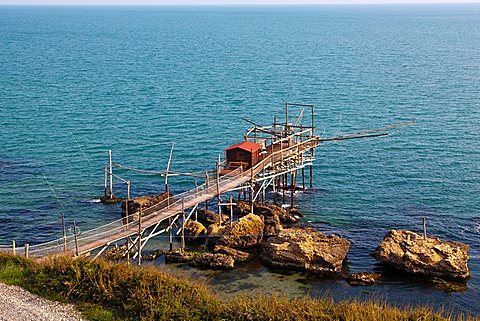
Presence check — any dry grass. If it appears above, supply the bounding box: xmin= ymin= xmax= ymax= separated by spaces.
xmin=0 ymin=253 xmax=476 ymax=321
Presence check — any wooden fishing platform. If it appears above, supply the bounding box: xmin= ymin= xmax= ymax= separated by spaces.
xmin=0 ymin=102 xmax=414 ymax=262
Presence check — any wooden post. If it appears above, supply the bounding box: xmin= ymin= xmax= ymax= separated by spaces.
xmin=309 ymin=163 xmax=313 ymax=189
xmin=108 ymin=150 xmax=113 ymax=198
xmin=24 ymin=243 xmax=29 ymax=258
xmin=290 ymin=171 xmax=296 ymax=209
xmin=262 ymin=183 xmax=266 ymax=205
xmin=165 ymin=143 xmax=174 ymax=194
xmin=137 ymin=208 xmax=142 ymax=266
xmin=103 ymin=165 xmax=107 ymax=198
xmin=282 ymin=174 xmax=286 ymax=204
xmin=12 ymin=240 xmax=15 ymax=256
xmin=168 ymin=217 xmax=173 ymax=251
xmin=285 ymin=101 xmax=289 ymax=134
xmin=73 ymin=220 xmax=79 ymax=256
xmin=301 ymin=167 xmax=305 ymax=190
xmin=61 ymin=212 xmax=67 ymax=252
xmin=126 ymin=238 xmax=130 ymax=265
xmin=216 ymin=155 xmax=222 ymax=225
xmin=423 ymin=216 xmax=427 ymax=240
xmin=125 ymin=180 xmax=130 ymax=221
xmin=250 ymin=166 xmax=254 ymax=213
xmin=127 ymin=180 xmax=131 ymax=200
xmin=230 ymin=196 xmax=234 ymax=228
xmin=205 ymin=171 xmax=209 ymax=211
xmin=181 ymin=198 xmax=185 ymax=250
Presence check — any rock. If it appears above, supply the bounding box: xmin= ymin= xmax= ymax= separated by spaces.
xmin=431 ymin=277 xmax=467 ymax=293
xmin=288 ymin=208 xmax=304 ymax=218
xmin=263 ymin=214 xmax=283 ymax=236
xmin=371 ymin=230 xmax=470 ymax=281
xmin=213 ymin=245 xmax=252 ymax=263
xmin=122 ymin=192 xmax=172 ymax=223
xmin=230 ymin=201 xmax=299 ymax=225
xmin=260 ymin=227 xmax=350 ymax=275
xmin=196 ymin=209 xmax=229 ymax=226
xmin=143 ymin=249 xmax=163 ymax=261
xmin=165 ymin=250 xmax=197 ymax=264
xmin=103 ymin=243 xmax=127 ymax=261
xmin=183 ymin=220 xmax=207 ymax=243
xmin=217 ymin=214 xmax=265 ymax=249
xmin=206 ymin=223 xmax=231 ymax=246
xmin=191 ymin=253 xmax=235 ymax=270
xmin=345 ymin=272 xmax=381 ymax=286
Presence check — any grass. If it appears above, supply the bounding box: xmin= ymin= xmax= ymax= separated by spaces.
xmin=0 ymin=253 xmax=476 ymax=321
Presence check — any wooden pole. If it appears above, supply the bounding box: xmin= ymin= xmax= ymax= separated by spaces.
xmin=285 ymin=101 xmax=289 ymax=134
xmin=61 ymin=212 xmax=67 ymax=252
xmin=125 ymin=180 xmax=130 ymax=221
xmin=309 ymin=162 xmax=313 ymax=189
xmin=250 ymin=166 xmax=254 ymax=213
xmin=290 ymin=171 xmax=295 ymax=209
xmin=103 ymin=165 xmax=107 ymax=198
xmin=282 ymin=174 xmax=286 ymax=205
xmin=216 ymin=155 xmax=222 ymax=225
xmin=24 ymin=243 xmax=29 ymax=258
xmin=108 ymin=150 xmax=113 ymax=198
xmin=137 ymin=208 xmax=142 ymax=266
xmin=423 ymin=216 xmax=427 ymax=240
xmin=169 ymin=217 xmax=173 ymax=251
xmin=181 ymin=198 xmax=185 ymax=250
xmin=205 ymin=171 xmax=209 ymax=211
xmin=126 ymin=237 xmax=130 ymax=265
xmin=12 ymin=240 xmax=15 ymax=256
xmin=302 ymin=167 xmax=305 ymax=190
xmin=165 ymin=143 xmax=174 ymax=193
xmin=73 ymin=220 xmax=79 ymax=257
xmin=230 ymin=196 xmax=234 ymax=228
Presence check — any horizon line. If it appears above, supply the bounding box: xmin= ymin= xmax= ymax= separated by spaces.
xmin=2 ymin=1 xmax=480 ymax=6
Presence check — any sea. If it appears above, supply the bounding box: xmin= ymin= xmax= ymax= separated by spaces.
xmin=0 ymin=4 xmax=479 ymax=316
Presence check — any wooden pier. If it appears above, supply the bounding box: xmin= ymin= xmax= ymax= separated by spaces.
xmin=0 ymin=103 xmax=414 ymax=262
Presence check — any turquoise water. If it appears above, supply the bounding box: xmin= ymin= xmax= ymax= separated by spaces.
xmin=0 ymin=4 xmax=479 ymax=315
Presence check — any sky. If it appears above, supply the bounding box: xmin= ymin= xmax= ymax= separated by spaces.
xmin=2 ymin=0 xmax=480 ymax=4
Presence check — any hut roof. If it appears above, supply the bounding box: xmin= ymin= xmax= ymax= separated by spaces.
xmin=225 ymin=141 xmax=261 ymax=152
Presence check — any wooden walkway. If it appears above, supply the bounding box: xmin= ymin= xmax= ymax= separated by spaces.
xmin=9 ymin=137 xmax=318 ymax=259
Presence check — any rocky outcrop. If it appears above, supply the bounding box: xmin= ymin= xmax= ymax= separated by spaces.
xmin=371 ymin=230 xmax=470 ymax=280
xmin=229 ymin=201 xmax=299 ymax=225
xmin=183 ymin=220 xmax=207 ymax=243
xmin=191 ymin=253 xmax=235 ymax=270
xmin=165 ymin=250 xmax=197 ymax=264
xmin=217 ymin=214 xmax=265 ymax=249
xmin=122 ymin=192 xmax=172 ymax=223
xmin=196 ymin=209 xmax=229 ymax=226
xmin=260 ymin=227 xmax=350 ymax=275
xmin=213 ymin=245 xmax=252 ymax=263
xmin=263 ymin=213 xmax=283 ymax=236
xmin=345 ymin=272 xmax=381 ymax=286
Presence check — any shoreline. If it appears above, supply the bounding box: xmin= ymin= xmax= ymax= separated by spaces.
xmin=1 ymin=253 xmax=477 ymax=321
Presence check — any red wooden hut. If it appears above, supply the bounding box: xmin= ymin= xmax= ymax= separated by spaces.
xmin=225 ymin=141 xmax=262 ymax=169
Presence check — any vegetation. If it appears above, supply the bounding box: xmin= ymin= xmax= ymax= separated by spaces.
xmin=0 ymin=253 xmax=476 ymax=321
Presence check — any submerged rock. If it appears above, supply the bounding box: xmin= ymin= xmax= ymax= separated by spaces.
xmin=213 ymin=245 xmax=252 ymax=263
xmin=217 ymin=213 xmax=265 ymax=249
xmin=345 ymin=272 xmax=381 ymax=286
xmin=165 ymin=250 xmax=197 ymax=264
xmin=260 ymin=227 xmax=350 ymax=275
xmin=371 ymin=230 xmax=470 ymax=280
xmin=191 ymin=253 xmax=235 ymax=270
